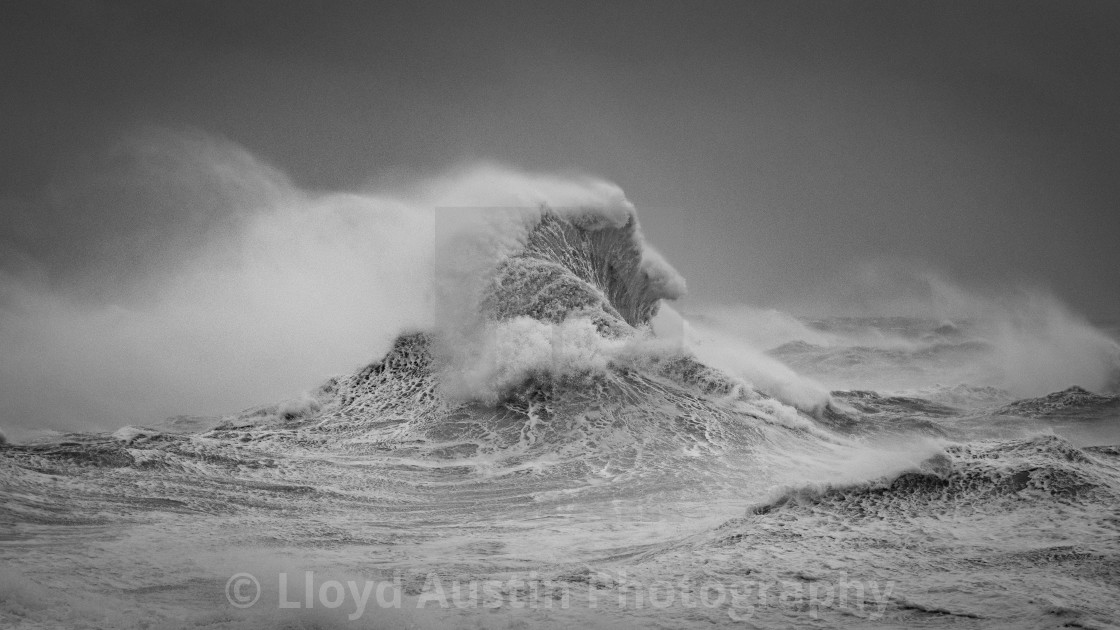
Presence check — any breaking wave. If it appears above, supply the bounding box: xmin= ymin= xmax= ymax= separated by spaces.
xmin=2 ymin=147 xmax=1119 ymax=629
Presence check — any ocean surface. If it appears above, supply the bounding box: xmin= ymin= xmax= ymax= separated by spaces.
xmin=2 ymin=208 xmax=1118 ymax=629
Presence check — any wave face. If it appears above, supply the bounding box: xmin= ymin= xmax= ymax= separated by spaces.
xmin=482 ymin=212 xmax=683 ymax=330
xmin=429 ymin=206 xmax=688 ymax=402
xmin=3 ymin=204 xmax=1120 ymax=629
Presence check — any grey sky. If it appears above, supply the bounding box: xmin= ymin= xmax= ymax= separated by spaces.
xmin=3 ymin=0 xmax=1119 ymax=318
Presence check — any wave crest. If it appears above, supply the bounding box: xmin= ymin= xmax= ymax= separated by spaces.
xmin=434 ymin=205 xmax=686 ymax=402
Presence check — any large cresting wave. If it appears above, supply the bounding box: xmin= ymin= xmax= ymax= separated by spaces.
xmin=2 ymin=139 xmax=1119 ymax=629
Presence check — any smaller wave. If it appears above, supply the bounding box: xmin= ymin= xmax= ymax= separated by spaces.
xmin=705 ymin=298 xmax=1120 ymax=400
xmin=994 ymin=386 xmax=1120 ymax=418
xmin=769 ymin=339 xmax=993 ymax=367
xmin=742 ymin=434 xmax=1115 ymax=519
xmin=831 ymin=390 xmax=961 ymax=418
xmin=893 ymin=383 xmax=1012 ymax=407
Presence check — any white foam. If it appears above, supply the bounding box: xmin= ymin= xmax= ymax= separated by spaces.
xmin=0 ymin=133 xmax=679 ymax=431
xmin=658 ymin=304 xmax=831 ymax=412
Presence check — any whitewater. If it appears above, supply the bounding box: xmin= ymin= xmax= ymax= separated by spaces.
xmin=2 ymin=161 xmax=1119 ymax=629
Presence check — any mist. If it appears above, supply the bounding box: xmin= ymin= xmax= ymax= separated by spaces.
xmin=686 ymin=271 xmax=1120 ymax=398
xmin=4 ymin=128 xmax=1118 ymax=437
xmin=0 ymin=129 xmax=647 ymax=433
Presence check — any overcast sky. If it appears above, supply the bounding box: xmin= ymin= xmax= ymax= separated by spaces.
xmin=3 ymin=0 xmax=1119 ymax=319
